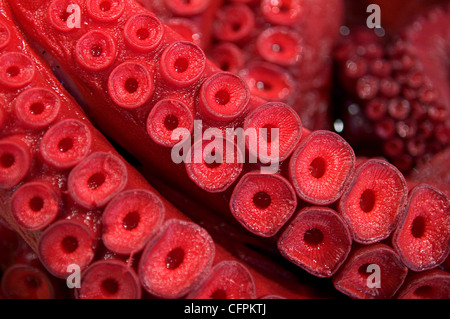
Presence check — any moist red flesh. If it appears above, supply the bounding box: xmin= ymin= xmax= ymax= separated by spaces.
xmin=144 ymin=175 xmax=335 ymax=299
xmin=393 ymin=185 xmax=450 ymax=272
xmin=39 ymin=119 xmax=92 ymax=169
xmin=244 ymin=102 xmax=303 ymax=163
xmin=2 ymin=0 xmax=450 ymax=300
xmin=0 ymin=224 xmax=63 ymax=299
xmin=334 ymin=3 xmax=450 ymax=172
xmin=67 ymin=152 xmax=129 ymax=209
xmin=211 ymin=0 xmax=344 ymax=130
xmin=11 ymin=181 xmax=60 ymax=231
xmin=101 ymin=189 xmax=165 ymax=254
xmin=208 ymin=42 xmax=244 ymax=74
xmin=229 ymin=172 xmax=297 ymax=237
xmin=333 ymin=244 xmax=408 ymax=299
xmin=38 ymin=220 xmax=98 ymax=278
xmin=139 ymin=0 xmax=223 ymax=49
xmin=407 ymin=148 xmax=450 ymax=197
xmin=289 ymin=130 xmax=355 ymax=205
xmin=77 ymin=260 xmax=142 ymax=299
xmin=0 ymin=137 xmax=31 ymax=189
xmin=278 ymin=207 xmax=352 ymax=278
xmin=396 ymin=269 xmax=450 ymax=299
xmin=185 ymin=137 xmax=244 ymax=193
xmin=146 ymin=98 xmax=194 ymax=147
xmin=187 ymin=261 xmax=256 ymax=299
xmin=198 ymin=71 xmax=250 ymax=121
xmin=138 ymin=219 xmax=215 ymax=299
xmin=339 ymin=159 xmax=408 ymax=244
xmin=1 ymin=264 xmax=55 ymax=299
xmin=107 ymin=61 xmax=154 ymax=109
xmin=0 ymin=0 xmax=323 ymax=300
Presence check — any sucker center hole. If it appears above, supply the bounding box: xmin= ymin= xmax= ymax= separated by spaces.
xmin=29 ymin=102 xmax=45 ymax=115
xmin=6 ymin=66 xmax=20 ymax=78
xmin=165 ymin=247 xmax=185 ymax=270
xmin=91 ymin=44 xmax=103 ymax=57
xmin=309 ymin=157 xmax=326 ymax=179
xmin=61 ymin=236 xmax=78 ymax=254
xmin=210 ymin=289 xmax=227 ymax=299
xmin=214 ymin=89 xmax=230 ymax=106
xmin=125 ymin=78 xmax=139 ymax=94
xmin=204 ymin=150 xmax=221 ymax=169
xmin=87 ymin=173 xmax=106 ymax=190
xmin=101 ymin=278 xmax=119 ymax=295
xmin=360 ymin=189 xmax=376 ymax=213
xmin=122 ymin=211 xmax=140 ymax=231
xmin=29 ymin=197 xmax=44 ymax=212
xmin=164 ymin=114 xmax=179 ymax=131
xmin=303 ymin=228 xmax=324 ymax=246
xmin=174 ymin=57 xmax=189 ymax=73
xmin=58 ymin=138 xmax=73 ymax=153
xmin=1 ymin=154 xmax=15 ymax=168
xmin=253 ymin=191 xmax=271 ymax=209
xmin=99 ymin=1 xmax=111 ymax=12
xmin=25 ymin=275 xmax=42 ymax=289
xmin=411 ymin=216 xmax=426 ymax=238
xmin=136 ymin=28 xmax=150 ymax=40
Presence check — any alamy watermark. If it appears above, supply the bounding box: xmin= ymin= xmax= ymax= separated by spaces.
xmin=366 ymin=4 xmax=385 ymax=37
xmin=364 ymin=263 xmax=381 ymax=289
xmin=66 ymin=4 xmax=81 ymax=29
xmin=170 ymin=120 xmax=281 ymax=174
xmin=340 ymin=4 xmax=385 ymax=37
xmin=66 ymin=264 xmax=81 ymax=288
